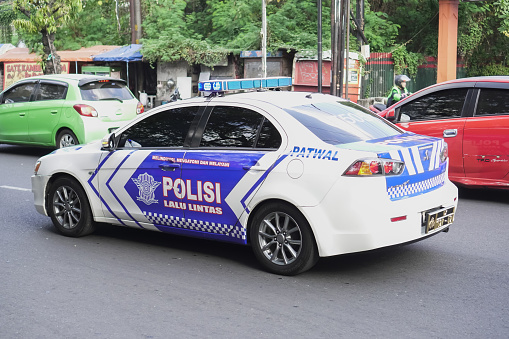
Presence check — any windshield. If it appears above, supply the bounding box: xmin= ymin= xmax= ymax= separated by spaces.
xmin=284 ymin=101 xmax=401 ymax=145
xmin=80 ymin=81 xmax=134 ymax=101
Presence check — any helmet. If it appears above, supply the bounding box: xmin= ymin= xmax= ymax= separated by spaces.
xmin=395 ymin=74 xmax=411 ymax=87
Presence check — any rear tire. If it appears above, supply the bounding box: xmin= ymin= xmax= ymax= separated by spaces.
xmin=250 ymin=202 xmax=318 ymax=275
xmin=56 ymin=129 xmax=78 ymax=148
xmin=47 ymin=177 xmax=95 ymax=237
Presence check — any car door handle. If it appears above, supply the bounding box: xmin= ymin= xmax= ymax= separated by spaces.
xmin=19 ymin=112 xmax=25 ymax=117
xmin=159 ymin=163 xmax=180 ymax=171
xmin=443 ymin=129 xmax=458 ymax=138
xmin=51 ymin=110 xmax=58 ymax=114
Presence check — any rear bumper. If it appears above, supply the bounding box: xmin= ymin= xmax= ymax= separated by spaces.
xmin=80 ymin=117 xmax=127 ymax=144
xmin=302 ymin=178 xmax=458 ymax=257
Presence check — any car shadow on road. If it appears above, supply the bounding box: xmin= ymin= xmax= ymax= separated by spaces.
xmin=41 ymin=221 xmax=445 ymax=277
xmin=0 ymin=144 xmax=53 ymax=157
xmin=457 ymin=186 xmax=509 ymax=204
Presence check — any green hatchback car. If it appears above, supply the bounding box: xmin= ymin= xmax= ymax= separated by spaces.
xmin=0 ymin=74 xmax=144 ymax=148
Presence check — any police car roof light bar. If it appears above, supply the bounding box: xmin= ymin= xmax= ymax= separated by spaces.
xmin=198 ymin=77 xmax=292 ymax=94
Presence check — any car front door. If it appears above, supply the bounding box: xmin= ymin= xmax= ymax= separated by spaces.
xmin=0 ymin=81 xmax=36 ymax=143
xmin=395 ymin=87 xmax=469 ymax=181
xmin=28 ymin=81 xmax=67 ymax=144
xmin=462 ymin=87 xmax=509 ymax=183
xmin=181 ymin=104 xmax=285 ymax=242
xmin=94 ymin=105 xmax=202 ymax=229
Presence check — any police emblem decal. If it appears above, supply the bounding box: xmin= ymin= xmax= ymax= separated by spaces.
xmin=132 ymin=172 xmax=161 ymax=205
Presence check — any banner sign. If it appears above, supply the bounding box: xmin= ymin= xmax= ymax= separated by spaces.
xmin=3 ymin=62 xmax=70 ymax=88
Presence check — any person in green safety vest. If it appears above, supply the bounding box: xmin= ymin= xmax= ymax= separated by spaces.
xmin=387 ymin=75 xmax=411 ymax=107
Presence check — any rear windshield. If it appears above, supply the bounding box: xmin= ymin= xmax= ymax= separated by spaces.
xmin=79 ymin=81 xmax=134 ymax=101
xmin=284 ymin=101 xmax=401 ymax=145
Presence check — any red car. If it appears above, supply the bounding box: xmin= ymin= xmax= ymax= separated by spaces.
xmin=379 ymin=76 xmax=509 ymax=189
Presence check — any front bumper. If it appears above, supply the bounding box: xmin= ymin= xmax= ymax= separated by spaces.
xmin=31 ymin=174 xmax=50 ymax=216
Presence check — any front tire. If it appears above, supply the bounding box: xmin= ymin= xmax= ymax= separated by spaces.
xmin=47 ymin=177 xmax=95 ymax=237
xmin=250 ymin=202 xmax=318 ymax=275
xmin=56 ymin=129 xmax=78 ymax=148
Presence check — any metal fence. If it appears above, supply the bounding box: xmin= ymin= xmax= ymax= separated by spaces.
xmin=360 ymin=53 xmax=467 ymax=101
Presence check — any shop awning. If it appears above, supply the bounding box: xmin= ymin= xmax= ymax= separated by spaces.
xmin=92 ymin=44 xmax=143 ymax=62
xmin=0 ymin=45 xmax=120 ymax=62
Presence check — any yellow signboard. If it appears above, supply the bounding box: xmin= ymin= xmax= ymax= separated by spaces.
xmin=3 ymin=62 xmax=70 ymax=88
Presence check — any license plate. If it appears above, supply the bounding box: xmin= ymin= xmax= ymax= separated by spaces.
xmin=423 ymin=206 xmax=455 ymax=234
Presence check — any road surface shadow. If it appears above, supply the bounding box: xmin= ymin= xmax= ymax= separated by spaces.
xmin=457 ymin=186 xmax=509 ymax=204
xmin=0 ymin=144 xmax=53 ymax=157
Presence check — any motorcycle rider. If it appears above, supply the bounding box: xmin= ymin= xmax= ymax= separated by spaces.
xmin=387 ymin=74 xmax=411 ymax=107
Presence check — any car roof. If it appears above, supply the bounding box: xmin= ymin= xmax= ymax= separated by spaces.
xmin=437 ymin=76 xmax=509 ymax=85
xmin=206 ymin=90 xmax=348 ymax=110
xmin=23 ymin=74 xmax=121 ymax=84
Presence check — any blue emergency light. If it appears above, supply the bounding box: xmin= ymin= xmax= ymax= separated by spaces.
xmin=198 ymin=77 xmax=292 ymax=94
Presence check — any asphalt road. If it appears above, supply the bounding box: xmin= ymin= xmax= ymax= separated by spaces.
xmin=1 ymin=144 xmax=508 ymax=338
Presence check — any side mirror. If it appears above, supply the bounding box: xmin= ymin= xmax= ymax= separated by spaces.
xmin=385 ymin=108 xmax=396 ymax=122
xmin=101 ymin=133 xmax=116 ymax=151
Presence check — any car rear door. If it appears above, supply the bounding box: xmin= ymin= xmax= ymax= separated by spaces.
xmin=0 ymin=81 xmax=36 ymax=143
xmin=28 ymin=80 xmax=67 ymax=144
xmin=180 ymin=103 xmax=286 ymax=241
xmin=394 ymin=86 xmax=471 ymax=181
xmin=462 ymin=83 xmax=509 ymax=183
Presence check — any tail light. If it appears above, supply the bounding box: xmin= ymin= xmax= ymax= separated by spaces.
xmin=136 ymin=101 xmax=144 ymax=114
xmin=73 ymin=104 xmax=98 ymax=117
xmin=440 ymin=143 xmax=448 ymax=163
xmin=343 ymin=158 xmax=405 ymax=176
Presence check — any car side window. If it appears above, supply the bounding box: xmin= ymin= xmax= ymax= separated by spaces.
xmin=398 ymin=88 xmax=468 ymax=121
xmin=2 ymin=83 xmax=36 ymax=103
xmin=475 ymin=89 xmax=509 ymax=116
xmin=35 ymin=83 xmax=67 ymax=101
xmin=118 ymin=106 xmax=200 ymax=148
xmin=256 ymin=118 xmax=282 ymax=149
xmin=200 ymin=106 xmax=281 ymax=148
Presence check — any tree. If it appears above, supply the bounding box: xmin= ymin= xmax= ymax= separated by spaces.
xmin=13 ymin=0 xmax=83 ymax=74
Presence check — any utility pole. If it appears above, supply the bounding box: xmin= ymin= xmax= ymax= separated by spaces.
xmin=318 ymin=0 xmax=322 ymax=93
xmin=130 ymin=0 xmax=142 ymax=44
xmin=261 ymin=0 xmax=267 ymax=78
xmin=330 ymin=0 xmax=346 ymax=98
xmin=437 ymin=0 xmax=459 ymax=83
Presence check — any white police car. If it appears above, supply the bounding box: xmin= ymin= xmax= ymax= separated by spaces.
xmin=32 ymin=77 xmax=458 ymax=275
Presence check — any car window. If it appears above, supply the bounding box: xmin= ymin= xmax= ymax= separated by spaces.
xmin=256 ymin=118 xmax=282 ymax=149
xmin=476 ymin=89 xmax=509 ymax=116
xmin=398 ymin=88 xmax=468 ymax=121
xmin=200 ymin=106 xmax=280 ymax=148
xmin=285 ymin=101 xmax=400 ymax=145
xmin=80 ymin=80 xmax=134 ymax=101
xmin=118 ymin=106 xmax=200 ymax=148
xmin=2 ymin=83 xmax=36 ymax=103
xmin=35 ymin=83 xmax=67 ymax=101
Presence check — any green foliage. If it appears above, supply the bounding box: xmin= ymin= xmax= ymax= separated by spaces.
xmin=140 ymin=0 xmax=227 ymax=66
xmin=56 ymin=0 xmax=131 ymax=49
xmin=13 ymin=0 xmax=83 ymax=34
xmin=468 ymin=63 xmax=509 ymax=77
xmin=364 ymin=11 xmax=399 ymax=52
xmin=0 ymin=3 xmax=18 ymax=44
xmin=391 ymin=45 xmax=424 ymax=77
xmin=140 ymin=0 xmax=332 ymax=65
